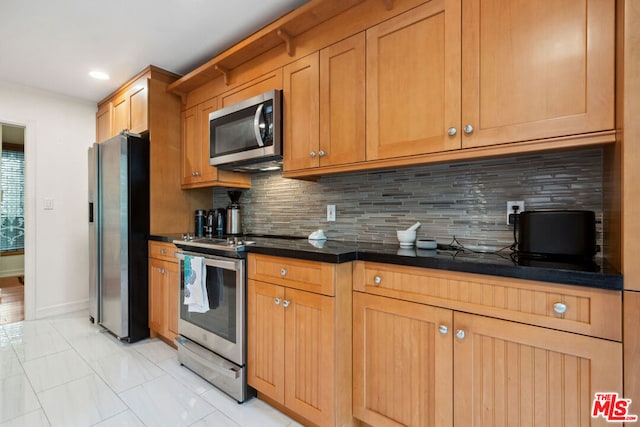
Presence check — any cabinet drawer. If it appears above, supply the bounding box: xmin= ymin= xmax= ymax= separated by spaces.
xmin=353 ymin=261 xmax=621 ymax=341
xmin=248 ymin=254 xmax=336 ymax=296
xmin=149 ymin=241 xmax=178 ymax=263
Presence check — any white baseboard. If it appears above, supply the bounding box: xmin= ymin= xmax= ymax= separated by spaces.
xmin=36 ymin=299 xmax=89 ymax=319
xmin=0 ymin=269 xmax=24 ymax=278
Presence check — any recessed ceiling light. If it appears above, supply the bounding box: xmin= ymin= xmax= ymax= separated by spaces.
xmin=89 ymin=70 xmax=110 ymax=80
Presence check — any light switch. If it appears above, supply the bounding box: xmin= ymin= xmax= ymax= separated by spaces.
xmin=44 ymin=198 xmax=54 ymax=210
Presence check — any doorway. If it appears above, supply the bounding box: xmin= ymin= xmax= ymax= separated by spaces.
xmin=0 ymin=123 xmax=25 ymax=325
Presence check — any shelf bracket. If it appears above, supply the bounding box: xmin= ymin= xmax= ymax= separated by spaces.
xmin=384 ymin=0 xmax=394 ymax=10
xmin=276 ymin=29 xmax=295 ymax=57
xmin=214 ymin=65 xmax=231 ymax=85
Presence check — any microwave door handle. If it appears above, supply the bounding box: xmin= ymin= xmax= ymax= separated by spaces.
xmin=253 ymin=104 xmax=265 ymax=147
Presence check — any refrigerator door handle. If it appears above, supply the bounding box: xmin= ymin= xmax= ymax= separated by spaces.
xmin=89 ymin=202 xmax=94 ymax=223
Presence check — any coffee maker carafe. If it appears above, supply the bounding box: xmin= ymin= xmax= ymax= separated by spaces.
xmin=226 ymin=191 xmax=242 ymax=235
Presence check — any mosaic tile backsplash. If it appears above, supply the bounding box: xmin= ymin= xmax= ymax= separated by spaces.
xmin=213 ymin=148 xmax=603 ymax=251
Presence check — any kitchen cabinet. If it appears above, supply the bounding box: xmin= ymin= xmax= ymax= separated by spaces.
xmin=97 ymin=75 xmax=149 ymax=139
xmin=96 ymin=66 xmax=211 ymax=233
xmin=460 ymin=0 xmax=614 ymax=148
xmin=247 ymin=254 xmax=353 ymax=427
xmin=180 ymin=97 xmax=250 ymax=189
xmin=353 ymin=261 xmax=623 ymax=426
xmin=366 ymin=0 xmax=614 ymax=160
xmin=148 ymin=241 xmax=180 ymax=343
xmin=366 ymin=0 xmax=461 ymax=161
xmin=284 ymin=34 xmax=365 ymax=172
xmin=218 ymin=68 xmax=283 ymax=109
xmin=283 ymin=53 xmax=320 ymax=172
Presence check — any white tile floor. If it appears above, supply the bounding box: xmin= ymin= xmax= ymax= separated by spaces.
xmin=0 ymin=311 xmax=301 ymax=427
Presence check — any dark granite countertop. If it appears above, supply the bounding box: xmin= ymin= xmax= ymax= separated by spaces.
xmin=150 ymin=234 xmax=623 ymax=291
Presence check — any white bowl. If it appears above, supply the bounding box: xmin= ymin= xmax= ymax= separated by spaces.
xmin=396 ymin=230 xmax=417 ymax=247
xmin=416 ymin=239 xmax=437 ymax=250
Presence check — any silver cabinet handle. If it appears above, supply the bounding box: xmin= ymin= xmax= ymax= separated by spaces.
xmin=553 ymin=302 xmax=567 ymax=314
xmin=310 ymin=151 xmax=317 ymax=158
xmin=447 ymin=127 xmax=457 ymax=136
xmin=280 ymin=268 xmax=288 ymax=277
xmin=160 ymin=249 xmax=166 ymax=255
xmin=282 ymin=300 xmax=290 ymax=308
xmin=191 ymin=172 xmax=196 ymax=176
xmin=455 ymin=329 xmax=465 ymax=340
xmin=463 ymin=124 xmax=474 ymax=134
xmin=157 ymin=268 xmax=165 ymax=274
xmin=373 ymin=275 xmax=382 ymax=285
xmin=318 ymin=150 xmax=326 ymax=157
xmin=439 ymin=325 xmax=449 ymax=335
xmin=274 ymin=298 xmax=281 ymax=305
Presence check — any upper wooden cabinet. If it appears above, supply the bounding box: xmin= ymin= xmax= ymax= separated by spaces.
xmin=366 ymin=0 xmax=461 ymax=160
xmin=284 ymin=33 xmax=366 ymax=172
xmin=180 ymin=96 xmax=250 ymax=189
xmin=97 ymin=73 xmax=151 ymax=141
xmin=460 ymin=0 xmax=614 ymax=148
xmin=218 ymin=69 xmax=283 ymax=109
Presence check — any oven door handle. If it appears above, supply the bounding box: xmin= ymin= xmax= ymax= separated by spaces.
xmin=175 ymin=251 xmax=240 ymax=271
xmin=175 ymin=337 xmax=240 ymax=379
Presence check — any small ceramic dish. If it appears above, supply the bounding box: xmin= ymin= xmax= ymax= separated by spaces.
xmin=416 ymin=239 xmax=437 ymax=250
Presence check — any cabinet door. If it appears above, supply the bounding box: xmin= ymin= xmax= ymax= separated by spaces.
xmin=453 ymin=312 xmax=622 ymax=427
xmin=181 ymin=105 xmax=200 ymax=185
xmin=248 ymin=280 xmax=286 ymax=404
xmin=219 ymin=69 xmax=283 ymax=109
xmin=283 ymin=53 xmax=320 ymax=171
xmin=284 ymin=288 xmax=335 ymax=426
xmin=366 ymin=0 xmax=461 ymax=161
xmin=197 ymin=97 xmax=220 ymax=183
xmin=111 ymin=94 xmax=129 ymax=135
xmin=166 ymin=260 xmax=180 ymax=337
xmin=461 ymin=0 xmax=614 ymax=148
xmin=353 ymin=292 xmax=453 ymax=427
xmin=148 ymin=258 xmax=166 ymax=334
xmin=319 ymin=33 xmax=366 ymax=167
xmin=128 ymin=78 xmax=149 ymax=134
xmin=96 ymin=102 xmax=112 ymax=143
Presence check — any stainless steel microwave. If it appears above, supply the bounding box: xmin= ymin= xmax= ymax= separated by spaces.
xmin=209 ymin=89 xmax=282 ymax=171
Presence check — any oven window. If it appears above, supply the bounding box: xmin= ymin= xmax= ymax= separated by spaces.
xmin=180 ymin=263 xmax=237 ymax=344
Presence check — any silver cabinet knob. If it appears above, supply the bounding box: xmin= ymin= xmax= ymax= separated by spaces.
xmin=553 ymin=302 xmax=567 ymax=314
xmin=191 ymin=172 xmax=196 ymax=176
xmin=310 ymin=151 xmax=317 ymax=158
xmin=439 ymin=325 xmax=449 ymax=335
xmin=274 ymin=298 xmax=281 ymax=305
xmin=280 ymin=268 xmax=288 ymax=277
xmin=282 ymin=300 xmax=290 ymax=308
xmin=455 ymin=329 xmax=465 ymax=340
xmin=373 ymin=275 xmax=382 ymax=285
xmin=463 ymin=124 xmax=474 ymax=134
xmin=160 ymin=249 xmax=166 ymax=255
xmin=318 ymin=150 xmax=326 ymax=157
xmin=447 ymin=127 xmax=457 ymax=136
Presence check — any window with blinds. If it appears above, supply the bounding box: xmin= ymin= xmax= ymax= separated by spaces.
xmin=1 ymin=144 xmax=24 ymax=253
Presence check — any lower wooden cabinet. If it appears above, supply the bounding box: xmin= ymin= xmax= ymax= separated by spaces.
xmin=353 ymin=261 xmax=623 ymax=427
xmin=148 ymin=242 xmax=179 ymax=343
xmin=247 ymin=254 xmax=353 ymax=427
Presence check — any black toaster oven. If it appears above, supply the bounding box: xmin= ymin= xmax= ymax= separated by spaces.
xmin=518 ymin=210 xmax=596 ymax=260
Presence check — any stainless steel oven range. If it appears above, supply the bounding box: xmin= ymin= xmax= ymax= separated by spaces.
xmin=173 ymin=237 xmax=253 ymax=403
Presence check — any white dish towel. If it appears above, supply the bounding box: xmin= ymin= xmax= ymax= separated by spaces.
xmin=183 ymin=255 xmax=210 ymax=313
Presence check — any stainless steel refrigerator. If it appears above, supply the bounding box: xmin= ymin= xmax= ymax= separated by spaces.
xmin=88 ymin=132 xmax=150 ymax=342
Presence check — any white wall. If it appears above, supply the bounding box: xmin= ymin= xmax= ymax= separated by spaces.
xmin=0 ymin=81 xmax=95 ymax=319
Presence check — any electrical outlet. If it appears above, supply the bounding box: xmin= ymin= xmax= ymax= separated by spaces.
xmin=506 ymin=201 xmax=524 ymax=225
xmin=327 ymin=205 xmax=336 ymax=222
